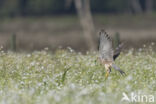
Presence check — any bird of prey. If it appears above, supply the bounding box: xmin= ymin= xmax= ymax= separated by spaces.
xmin=98 ymin=29 xmax=125 ymax=77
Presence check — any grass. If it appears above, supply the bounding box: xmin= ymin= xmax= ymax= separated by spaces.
xmin=0 ymin=46 xmax=156 ymax=104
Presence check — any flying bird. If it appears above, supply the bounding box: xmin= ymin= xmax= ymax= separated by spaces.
xmin=98 ymin=29 xmax=125 ymax=77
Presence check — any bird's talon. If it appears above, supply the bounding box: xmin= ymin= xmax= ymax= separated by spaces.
xmin=105 ymin=71 xmax=109 ymax=78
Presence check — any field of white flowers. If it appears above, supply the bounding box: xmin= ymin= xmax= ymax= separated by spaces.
xmin=0 ymin=46 xmax=155 ymax=104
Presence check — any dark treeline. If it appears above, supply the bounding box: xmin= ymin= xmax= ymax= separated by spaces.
xmin=0 ymin=0 xmax=155 ymax=17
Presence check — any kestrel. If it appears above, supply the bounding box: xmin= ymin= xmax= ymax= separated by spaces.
xmin=98 ymin=29 xmax=125 ymax=77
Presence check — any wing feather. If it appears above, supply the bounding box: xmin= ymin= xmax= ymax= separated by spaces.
xmin=99 ymin=30 xmax=114 ymax=61
xmin=113 ymin=43 xmax=124 ymax=60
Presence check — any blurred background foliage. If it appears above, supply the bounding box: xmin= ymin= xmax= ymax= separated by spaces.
xmin=0 ymin=0 xmax=156 ymax=17
xmin=0 ymin=0 xmax=156 ymax=52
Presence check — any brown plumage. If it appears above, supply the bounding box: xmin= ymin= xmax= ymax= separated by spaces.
xmin=98 ymin=29 xmax=125 ymax=77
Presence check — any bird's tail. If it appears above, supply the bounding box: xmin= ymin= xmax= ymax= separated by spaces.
xmin=112 ymin=64 xmax=125 ymax=75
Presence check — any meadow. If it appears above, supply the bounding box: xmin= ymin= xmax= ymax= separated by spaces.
xmin=0 ymin=45 xmax=155 ymax=104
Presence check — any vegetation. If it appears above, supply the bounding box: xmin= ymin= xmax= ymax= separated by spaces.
xmin=0 ymin=45 xmax=155 ymax=104
xmin=0 ymin=0 xmax=156 ymax=16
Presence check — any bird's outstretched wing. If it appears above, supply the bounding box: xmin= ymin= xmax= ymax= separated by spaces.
xmin=113 ymin=43 xmax=124 ymax=60
xmin=99 ymin=30 xmax=113 ymax=61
